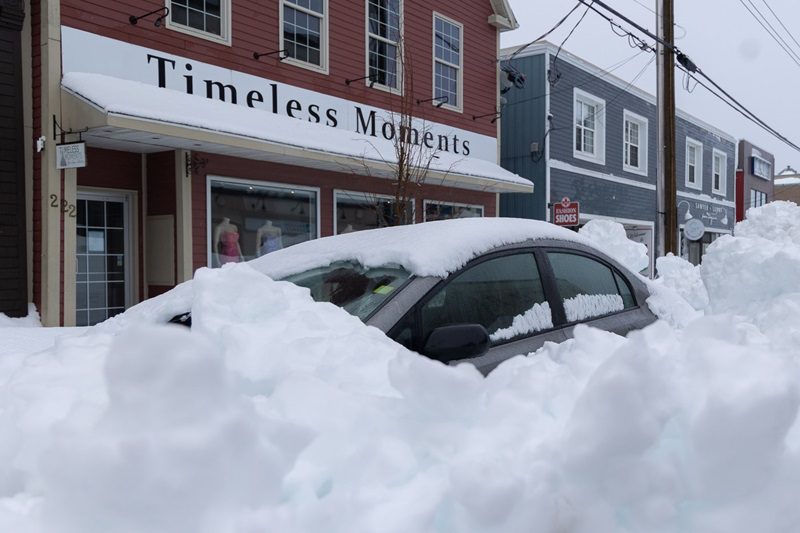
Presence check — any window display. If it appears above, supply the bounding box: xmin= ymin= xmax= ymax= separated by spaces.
xmin=208 ymin=179 xmax=317 ymax=266
xmin=335 ymin=191 xmax=412 ymax=233
xmin=424 ymin=201 xmax=483 ymax=221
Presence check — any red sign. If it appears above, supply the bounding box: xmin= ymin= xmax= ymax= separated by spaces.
xmin=553 ymin=197 xmax=580 ymax=226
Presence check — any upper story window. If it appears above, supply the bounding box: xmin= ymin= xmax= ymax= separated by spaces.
xmin=573 ymin=89 xmax=605 ymax=165
xmin=433 ymin=14 xmax=463 ymax=111
xmin=282 ymin=0 xmax=328 ymax=73
xmin=685 ymin=137 xmax=703 ymax=190
xmin=167 ymin=0 xmax=231 ymax=44
xmin=623 ymin=110 xmax=648 ymax=176
xmin=752 ymin=155 xmax=772 ymax=180
xmin=368 ymin=0 xmax=402 ymax=91
xmin=712 ymin=149 xmax=727 ymax=195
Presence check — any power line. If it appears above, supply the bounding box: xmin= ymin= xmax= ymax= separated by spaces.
xmin=507 ymin=2 xmax=583 ymax=61
xmin=548 ymin=2 xmax=594 ymax=87
xmin=759 ymin=0 xmax=800 ymax=55
xmin=737 ymin=0 xmax=800 ymax=68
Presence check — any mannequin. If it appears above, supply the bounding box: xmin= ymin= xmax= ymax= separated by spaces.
xmin=256 ymin=220 xmax=283 ymax=256
xmin=213 ymin=217 xmax=243 ymax=265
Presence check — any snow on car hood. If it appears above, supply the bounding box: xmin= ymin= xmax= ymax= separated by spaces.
xmin=248 ymin=217 xmax=590 ymax=279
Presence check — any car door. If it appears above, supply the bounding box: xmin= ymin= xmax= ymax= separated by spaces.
xmin=542 ymin=249 xmax=652 ymax=340
xmin=388 ymin=250 xmax=566 ymax=375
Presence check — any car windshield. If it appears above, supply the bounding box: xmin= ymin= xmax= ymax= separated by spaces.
xmin=282 ymin=261 xmax=412 ymax=321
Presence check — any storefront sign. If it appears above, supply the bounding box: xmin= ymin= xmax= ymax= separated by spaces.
xmin=55 ymin=141 xmax=87 ymax=169
xmin=61 ymin=27 xmax=497 ymax=162
xmin=553 ymin=197 xmax=580 ymax=226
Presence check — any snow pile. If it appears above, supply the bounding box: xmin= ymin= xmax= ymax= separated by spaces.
xmin=578 ymin=219 xmax=649 ymax=273
xmin=654 ymin=253 xmax=709 ymax=311
xmin=563 ymin=293 xmax=623 ymax=322
xmin=490 ymin=302 xmax=553 ymax=341
xmin=2 ymin=205 xmax=800 ymax=532
xmin=702 ymin=201 xmax=800 ymax=315
xmin=0 ymin=304 xmax=41 ymax=328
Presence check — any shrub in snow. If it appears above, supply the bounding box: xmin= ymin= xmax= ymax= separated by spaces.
xmin=578 ymin=219 xmax=649 ymax=274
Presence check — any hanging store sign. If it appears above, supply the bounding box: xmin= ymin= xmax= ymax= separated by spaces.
xmin=684 ymin=218 xmax=706 ymax=241
xmin=553 ymin=197 xmax=580 ymax=227
xmin=55 ymin=141 xmax=87 ymax=169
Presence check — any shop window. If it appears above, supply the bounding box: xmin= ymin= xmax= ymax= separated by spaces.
xmin=546 ymin=252 xmax=629 ymax=322
xmin=681 ymin=230 xmax=723 ymax=266
xmin=208 ymin=179 xmax=318 ymax=267
xmin=623 ymin=110 xmax=647 ymax=175
xmin=423 ymin=201 xmax=483 ymax=222
xmin=368 ymin=0 xmax=402 ymax=91
xmin=335 ymin=190 xmax=413 ymax=233
xmin=167 ymin=0 xmax=230 ymax=44
xmin=573 ymin=88 xmax=605 ymax=164
xmin=685 ymin=137 xmax=703 ymax=190
xmin=752 ymin=156 xmax=772 ymax=180
xmin=433 ymin=13 xmax=463 ymax=111
xmin=282 ymin=0 xmax=327 ymax=72
xmin=750 ymin=188 xmax=767 ymax=208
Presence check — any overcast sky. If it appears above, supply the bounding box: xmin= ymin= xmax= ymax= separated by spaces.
xmin=502 ymin=0 xmax=800 ymax=172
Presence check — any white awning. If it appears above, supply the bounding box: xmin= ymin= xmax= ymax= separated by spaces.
xmin=61 ymin=72 xmax=533 ymax=194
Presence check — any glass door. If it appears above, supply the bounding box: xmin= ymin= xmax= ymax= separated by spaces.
xmin=76 ymin=193 xmax=130 ymax=326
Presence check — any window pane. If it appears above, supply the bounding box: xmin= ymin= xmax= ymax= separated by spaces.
xmin=335 ymin=193 xmax=411 ymax=232
xmin=548 ymin=252 xmax=624 ymax=322
xmin=209 ymin=180 xmax=318 ymax=266
xmin=420 ymin=254 xmax=551 ymax=343
xmin=87 ymin=200 xmax=104 ymax=227
xmin=424 ymin=202 xmax=483 ymax=222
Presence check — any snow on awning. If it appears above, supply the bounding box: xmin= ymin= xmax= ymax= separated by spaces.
xmin=60 ymin=72 xmax=533 ymax=194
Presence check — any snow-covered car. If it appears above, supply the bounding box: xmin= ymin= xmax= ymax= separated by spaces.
xmin=173 ymin=217 xmax=656 ymax=374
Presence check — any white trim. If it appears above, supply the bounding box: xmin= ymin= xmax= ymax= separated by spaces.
xmin=712 ymin=148 xmax=727 ymax=196
xmin=280 ymin=0 xmax=330 ymax=75
xmin=364 ymin=0 xmax=403 ymax=94
xmin=333 ymin=189 xmax=415 ymax=234
xmin=432 ymin=12 xmax=464 ymax=113
xmin=622 ymin=109 xmax=648 ymax=177
xmin=545 ymin=50 xmax=551 ymax=222
xmin=572 ymin=88 xmax=605 ymax=165
xmin=685 ymin=137 xmax=703 ymax=191
xmin=205 ymin=175 xmax=321 ymax=267
xmin=501 ymin=42 xmax=736 ymax=144
xmin=676 ymin=190 xmax=735 ymax=208
xmin=550 ymin=159 xmax=656 ymax=191
xmin=422 ymin=199 xmax=484 ymax=222
xmin=165 ymin=0 xmax=232 ymax=46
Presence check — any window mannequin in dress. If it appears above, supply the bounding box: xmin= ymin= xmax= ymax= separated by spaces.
xmin=256 ymin=220 xmax=283 ymax=256
xmin=213 ymin=217 xmax=243 ymax=265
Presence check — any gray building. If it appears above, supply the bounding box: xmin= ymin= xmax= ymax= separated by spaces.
xmin=499 ymin=43 xmax=736 ymax=270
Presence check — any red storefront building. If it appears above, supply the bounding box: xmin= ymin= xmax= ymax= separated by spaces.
xmin=14 ymin=0 xmax=528 ymax=326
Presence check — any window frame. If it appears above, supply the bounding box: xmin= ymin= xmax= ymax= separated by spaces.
xmin=622 ymin=110 xmax=648 ymax=176
xmin=431 ymin=12 xmax=464 ymax=113
xmin=364 ymin=0 xmax=404 ymax=94
xmin=573 ymin=88 xmax=606 ymax=165
xmin=685 ymin=137 xmax=703 ymax=190
xmin=422 ymin=199 xmax=484 ymax=222
xmin=752 ymin=155 xmax=772 ymax=180
xmin=712 ymin=148 xmax=727 ymax=195
xmin=280 ymin=0 xmax=330 ymax=75
xmin=165 ymin=0 xmax=232 ymax=46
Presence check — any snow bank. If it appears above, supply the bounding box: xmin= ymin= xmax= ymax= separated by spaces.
xmin=0 ymin=304 xmax=41 ymax=328
xmin=3 ymin=206 xmax=800 ymax=532
xmin=578 ymin=219 xmax=649 ymax=273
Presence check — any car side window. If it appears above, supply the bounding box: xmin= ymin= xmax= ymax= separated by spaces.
xmin=419 ymin=253 xmax=552 ymax=344
xmin=547 ymin=251 xmax=630 ymax=322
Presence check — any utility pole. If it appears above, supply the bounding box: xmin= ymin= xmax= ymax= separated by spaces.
xmin=656 ymin=0 xmax=678 ymax=257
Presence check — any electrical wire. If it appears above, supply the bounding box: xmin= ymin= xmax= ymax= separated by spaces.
xmin=627 ymin=0 xmax=687 ymax=39
xmin=759 ymin=0 xmax=800 ymax=54
xmin=549 ymin=2 xmax=594 ymax=87
xmin=508 ymin=3 xmax=583 ymax=61
xmin=737 ymin=0 xmax=800 ymax=68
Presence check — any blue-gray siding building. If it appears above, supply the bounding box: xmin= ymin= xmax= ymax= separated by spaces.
xmin=499 ymin=43 xmax=736 ymax=270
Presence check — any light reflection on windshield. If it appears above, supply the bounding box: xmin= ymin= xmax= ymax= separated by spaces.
xmin=282 ymin=261 xmax=412 ymax=320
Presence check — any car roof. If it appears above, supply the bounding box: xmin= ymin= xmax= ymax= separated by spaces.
xmin=249 ymin=217 xmax=597 ymax=280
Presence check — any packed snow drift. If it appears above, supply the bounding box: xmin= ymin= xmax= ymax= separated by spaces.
xmin=2 ymin=203 xmax=800 ymax=533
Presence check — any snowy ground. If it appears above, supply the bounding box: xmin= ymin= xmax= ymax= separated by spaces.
xmin=1 ymin=202 xmax=800 ymax=533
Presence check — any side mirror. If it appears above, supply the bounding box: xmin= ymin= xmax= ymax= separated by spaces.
xmin=423 ymin=324 xmax=490 ymax=363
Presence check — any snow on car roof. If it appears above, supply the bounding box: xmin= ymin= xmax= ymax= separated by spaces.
xmin=249 ymin=217 xmax=591 ymax=279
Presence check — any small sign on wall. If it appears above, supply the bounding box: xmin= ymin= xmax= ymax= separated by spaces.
xmin=553 ymin=197 xmax=580 ymax=227
xmin=56 ymin=141 xmax=87 ymax=169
